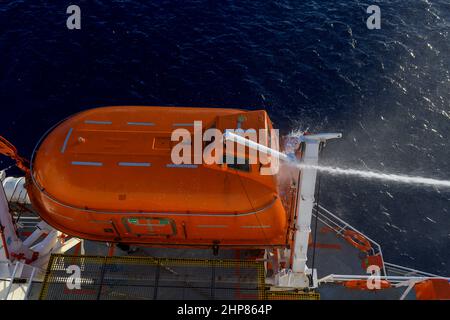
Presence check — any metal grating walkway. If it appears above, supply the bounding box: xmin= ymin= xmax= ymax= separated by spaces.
xmin=265 ymin=291 xmax=320 ymax=300
xmin=39 ymin=254 xmax=266 ymax=300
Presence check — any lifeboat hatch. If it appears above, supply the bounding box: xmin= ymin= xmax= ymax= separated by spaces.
xmin=152 ymin=137 xmax=171 ymax=150
xmin=122 ymin=217 xmax=177 ymax=237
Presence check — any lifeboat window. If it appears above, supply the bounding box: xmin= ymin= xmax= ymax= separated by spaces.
xmin=224 ymin=155 xmax=250 ymax=172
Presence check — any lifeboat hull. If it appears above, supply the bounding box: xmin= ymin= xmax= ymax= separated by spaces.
xmin=28 ymin=106 xmax=289 ymax=248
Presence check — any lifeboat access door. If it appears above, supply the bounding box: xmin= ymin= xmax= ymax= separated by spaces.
xmin=122 ymin=217 xmax=177 ymax=238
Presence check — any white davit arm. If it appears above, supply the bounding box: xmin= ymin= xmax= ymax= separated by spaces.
xmin=0 ymin=171 xmax=81 ymax=266
xmin=2 ymin=176 xmax=30 ymax=204
xmin=223 ymin=131 xmax=290 ymax=162
xmin=0 ymin=176 xmax=35 ymax=262
xmin=300 ymin=133 xmax=342 ymax=142
xmin=223 ymin=131 xmax=342 ymax=288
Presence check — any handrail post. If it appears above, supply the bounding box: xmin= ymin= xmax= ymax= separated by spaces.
xmin=4 ymin=262 xmax=19 ymax=300
xmin=24 ymin=266 xmax=36 ymax=300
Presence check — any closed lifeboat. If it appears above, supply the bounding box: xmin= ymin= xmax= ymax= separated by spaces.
xmin=27 ymin=106 xmax=291 ymax=248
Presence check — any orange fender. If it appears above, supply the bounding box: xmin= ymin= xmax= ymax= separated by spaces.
xmin=344 ymin=279 xmax=391 ymax=290
xmin=343 ymin=229 xmax=372 ymax=252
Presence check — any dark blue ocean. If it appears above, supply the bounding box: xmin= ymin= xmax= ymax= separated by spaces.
xmin=0 ymin=1 xmax=449 ymax=274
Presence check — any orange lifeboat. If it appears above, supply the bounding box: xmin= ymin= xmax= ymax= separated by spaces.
xmin=26 ymin=106 xmax=289 ymax=248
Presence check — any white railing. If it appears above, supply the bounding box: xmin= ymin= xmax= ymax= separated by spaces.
xmin=312 ymin=204 xmax=386 ymax=276
xmin=0 ymin=261 xmax=38 ymax=300
xmin=318 ymin=273 xmax=450 ymax=285
xmin=384 ymin=262 xmax=442 ymax=278
xmin=12 ymin=215 xmax=41 ymax=229
xmin=318 ymin=273 xmax=450 ymax=300
xmin=314 ymin=205 xmax=450 ymax=298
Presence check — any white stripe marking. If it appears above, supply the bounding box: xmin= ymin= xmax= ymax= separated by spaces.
xmin=84 ymin=120 xmax=112 ymax=125
xmin=166 ymin=164 xmax=198 ymax=168
xmin=60 ymin=128 xmax=73 ymax=153
xmin=71 ymin=161 xmax=103 ymax=167
xmin=118 ymin=162 xmax=151 ymax=167
xmin=127 ymin=122 xmax=155 ymax=126
xmin=240 ymin=225 xmax=271 ymax=229
xmin=196 ymin=225 xmax=228 ymax=228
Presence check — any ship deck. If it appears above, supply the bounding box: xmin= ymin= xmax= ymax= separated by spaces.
xmin=7 ymin=204 xmax=436 ymax=300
